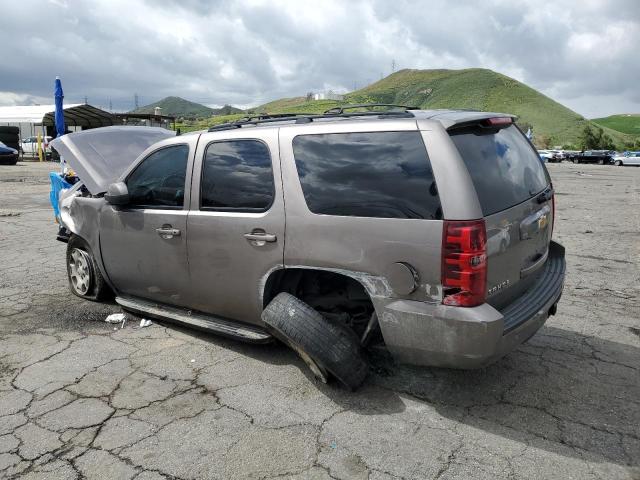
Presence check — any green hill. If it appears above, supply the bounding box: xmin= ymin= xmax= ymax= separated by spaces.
xmin=592 ymin=114 xmax=640 ymax=135
xmin=214 ymin=104 xmax=244 ymax=115
xmin=133 ymin=96 xmax=214 ymax=117
xmin=255 ymin=68 xmax=634 ymax=148
xmin=133 ymin=97 xmax=244 ymax=118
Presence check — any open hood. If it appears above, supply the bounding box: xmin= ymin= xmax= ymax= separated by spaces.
xmin=51 ymin=126 xmax=175 ymax=194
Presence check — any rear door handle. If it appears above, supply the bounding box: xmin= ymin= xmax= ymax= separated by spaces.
xmin=156 ymin=226 xmax=181 ymax=238
xmin=244 ymin=232 xmax=277 ymax=243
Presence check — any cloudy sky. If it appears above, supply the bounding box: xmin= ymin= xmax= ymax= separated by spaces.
xmin=1 ymin=0 xmax=638 ymax=117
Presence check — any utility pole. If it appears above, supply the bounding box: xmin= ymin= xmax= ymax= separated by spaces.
xmin=134 ymin=93 xmax=139 ymax=110
xmin=83 ymin=95 xmax=88 ymax=104
xmin=391 ymin=59 xmax=396 ymax=73
xmin=109 ymin=98 xmax=113 ymax=112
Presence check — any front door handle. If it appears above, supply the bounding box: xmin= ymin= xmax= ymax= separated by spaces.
xmin=244 ymin=232 xmax=277 ymax=244
xmin=156 ymin=225 xmax=181 ymax=238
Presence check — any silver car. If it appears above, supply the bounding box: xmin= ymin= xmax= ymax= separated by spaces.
xmin=612 ymin=151 xmax=640 ymax=166
xmin=53 ymin=107 xmax=565 ymax=389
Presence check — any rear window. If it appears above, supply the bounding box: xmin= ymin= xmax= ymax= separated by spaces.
xmin=292 ymin=131 xmax=442 ymax=219
xmin=450 ymin=125 xmax=549 ymax=216
xmin=200 ymin=140 xmax=274 ymax=211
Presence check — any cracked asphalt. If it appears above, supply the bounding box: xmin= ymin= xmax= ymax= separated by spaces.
xmin=0 ymin=161 xmax=638 ymax=480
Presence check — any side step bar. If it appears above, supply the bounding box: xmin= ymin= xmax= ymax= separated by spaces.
xmin=115 ymin=296 xmax=273 ymax=344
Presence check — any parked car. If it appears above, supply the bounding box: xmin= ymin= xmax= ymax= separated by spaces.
xmin=52 ymin=109 xmax=565 ymax=389
xmin=21 ymin=136 xmax=53 ymax=157
xmin=537 ymin=150 xmax=565 ymax=163
xmin=0 ymin=141 xmax=19 ymax=165
xmin=537 ymin=150 xmax=554 ymax=162
xmin=572 ymin=150 xmax=613 ymax=164
xmin=612 ymin=151 xmax=640 ymax=166
xmin=0 ymin=126 xmax=20 ymax=153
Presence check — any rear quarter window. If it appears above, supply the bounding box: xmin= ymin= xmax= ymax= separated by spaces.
xmin=449 ymin=125 xmax=549 ymax=216
xmin=292 ymin=131 xmax=442 ymax=220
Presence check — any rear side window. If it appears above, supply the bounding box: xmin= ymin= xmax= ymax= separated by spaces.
xmin=450 ymin=125 xmax=549 ymax=216
xmin=200 ymin=140 xmax=274 ymax=211
xmin=292 ymin=131 xmax=441 ymax=219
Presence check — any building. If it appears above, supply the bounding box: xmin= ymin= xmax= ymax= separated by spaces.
xmin=0 ymin=104 xmax=116 ymax=141
xmin=313 ymin=91 xmax=345 ymax=101
xmin=114 ymin=113 xmax=176 ymax=130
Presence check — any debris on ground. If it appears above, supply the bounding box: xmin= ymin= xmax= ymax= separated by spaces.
xmin=138 ymin=319 xmax=152 ymax=328
xmin=105 ymin=313 xmax=126 ymax=324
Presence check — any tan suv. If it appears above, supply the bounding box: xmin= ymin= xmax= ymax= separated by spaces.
xmin=53 ymin=106 xmax=565 ymax=389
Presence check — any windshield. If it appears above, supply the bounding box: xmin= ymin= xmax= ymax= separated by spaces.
xmin=450 ymin=124 xmax=549 ymax=216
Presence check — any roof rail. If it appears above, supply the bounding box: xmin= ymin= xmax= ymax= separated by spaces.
xmin=323 ymin=103 xmax=419 ymax=114
xmin=207 ymin=104 xmax=418 ymax=132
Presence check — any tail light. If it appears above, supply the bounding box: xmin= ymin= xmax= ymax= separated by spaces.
xmin=442 ymin=220 xmax=487 ymax=307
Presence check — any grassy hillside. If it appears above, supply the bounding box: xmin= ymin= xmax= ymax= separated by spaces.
xmin=255 ymin=68 xmax=633 ymax=148
xmin=133 ymin=97 xmax=243 ymax=119
xmin=133 ymin=96 xmax=215 ymax=117
xmin=592 ymin=114 xmax=640 ymax=136
xmin=175 ymin=113 xmax=246 ymax=133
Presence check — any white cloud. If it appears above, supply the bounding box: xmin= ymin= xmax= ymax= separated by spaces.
xmin=0 ymin=0 xmax=637 ymax=117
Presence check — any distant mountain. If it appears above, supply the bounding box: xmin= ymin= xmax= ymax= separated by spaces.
xmin=592 ymin=114 xmax=640 ymax=136
xmin=133 ymin=96 xmax=243 ymax=118
xmin=256 ymin=68 xmax=634 ymax=148
xmin=214 ymin=104 xmax=244 ymax=115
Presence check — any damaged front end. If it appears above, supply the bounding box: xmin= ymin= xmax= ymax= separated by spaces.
xmin=50 ymin=126 xmax=176 ymax=242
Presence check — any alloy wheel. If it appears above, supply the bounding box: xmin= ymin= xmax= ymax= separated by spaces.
xmin=69 ymin=248 xmax=92 ymax=295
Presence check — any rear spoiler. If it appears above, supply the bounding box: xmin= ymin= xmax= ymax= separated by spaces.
xmin=428 ymin=111 xmax=518 ymax=131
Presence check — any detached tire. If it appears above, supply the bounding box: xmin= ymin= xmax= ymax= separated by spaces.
xmin=262 ymin=292 xmax=368 ymax=390
xmin=66 ymin=235 xmax=111 ymax=301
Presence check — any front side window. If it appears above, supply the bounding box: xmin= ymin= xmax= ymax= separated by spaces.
xmin=126 ymin=144 xmax=189 ymax=208
xmin=292 ymin=131 xmax=441 ymax=219
xmin=200 ymin=140 xmax=274 ymax=211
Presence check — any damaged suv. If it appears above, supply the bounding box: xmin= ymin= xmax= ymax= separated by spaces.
xmin=52 ymin=106 xmax=565 ymax=389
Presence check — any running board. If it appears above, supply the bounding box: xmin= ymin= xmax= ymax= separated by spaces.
xmin=115 ymin=296 xmax=273 ymax=344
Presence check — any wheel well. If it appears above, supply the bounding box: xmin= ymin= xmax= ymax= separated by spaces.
xmin=263 ymin=268 xmax=377 ymax=338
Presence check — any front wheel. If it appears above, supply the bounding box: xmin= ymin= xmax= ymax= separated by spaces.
xmin=614 ymin=160 xmax=623 ymax=166
xmin=66 ymin=235 xmax=111 ymax=301
xmin=262 ymin=292 xmax=368 ymax=390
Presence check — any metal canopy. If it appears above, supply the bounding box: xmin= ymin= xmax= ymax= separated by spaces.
xmin=0 ymin=104 xmax=116 ymax=128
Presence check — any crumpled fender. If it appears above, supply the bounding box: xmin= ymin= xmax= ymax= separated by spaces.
xmin=59 ymin=184 xmax=110 ymax=283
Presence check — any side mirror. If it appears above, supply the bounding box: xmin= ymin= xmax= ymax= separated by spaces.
xmin=105 ymin=182 xmax=129 ymax=205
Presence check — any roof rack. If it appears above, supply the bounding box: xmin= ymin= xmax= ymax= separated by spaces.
xmin=207 ymin=104 xmax=418 ymax=132
xmin=323 ymin=103 xmax=419 ymax=114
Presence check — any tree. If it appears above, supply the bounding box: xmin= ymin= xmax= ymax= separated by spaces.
xmin=579 ymin=124 xmax=616 ymax=150
xmin=536 ymin=135 xmax=552 ymax=149
xmin=580 ymin=124 xmax=598 ymax=150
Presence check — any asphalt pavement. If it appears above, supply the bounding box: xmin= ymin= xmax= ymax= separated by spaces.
xmin=0 ymin=161 xmax=638 ymax=479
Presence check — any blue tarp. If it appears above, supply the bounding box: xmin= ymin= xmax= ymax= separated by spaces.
xmin=49 ymin=172 xmax=72 ymax=219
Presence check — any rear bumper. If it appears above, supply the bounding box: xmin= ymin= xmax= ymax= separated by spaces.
xmin=378 ymin=241 xmax=566 ymax=369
